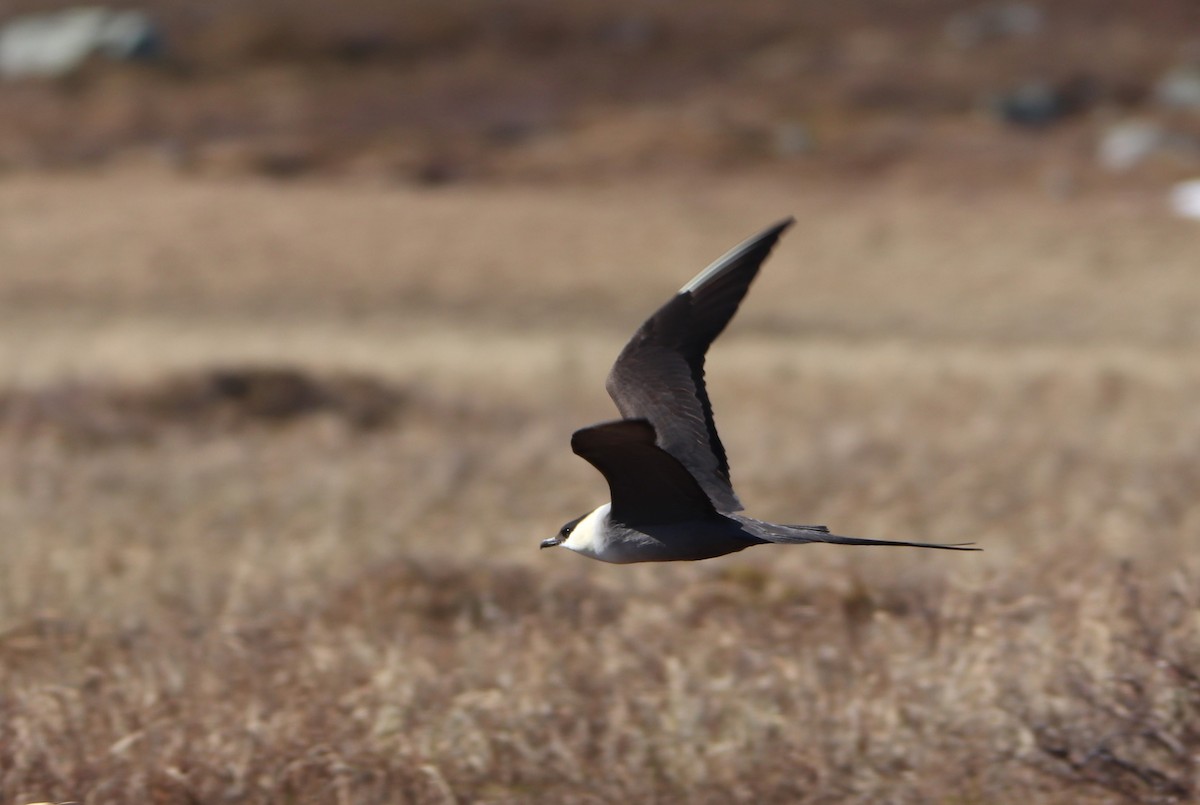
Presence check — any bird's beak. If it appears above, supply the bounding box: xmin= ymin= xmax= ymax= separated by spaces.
xmin=540 ymin=537 xmax=562 ymax=549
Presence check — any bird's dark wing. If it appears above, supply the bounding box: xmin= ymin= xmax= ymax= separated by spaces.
xmin=571 ymin=419 xmax=717 ymax=525
xmin=605 ymin=218 xmax=794 ymax=512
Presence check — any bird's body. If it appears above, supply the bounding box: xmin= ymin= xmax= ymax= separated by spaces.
xmin=542 ymin=218 xmax=976 ymax=563
xmin=562 ymin=504 xmax=845 ymax=564
xmin=561 ymin=504 xmax=750 ymax=564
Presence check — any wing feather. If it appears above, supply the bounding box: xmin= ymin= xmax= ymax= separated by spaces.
xmin=571 ymin=420 xmax=717 ymax=525
xmin=605 ymin=218 xmax=794 ymax=512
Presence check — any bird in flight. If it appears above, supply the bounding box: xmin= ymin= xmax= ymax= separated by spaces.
xmin=541 ymin=218 xmax=977 ymax=563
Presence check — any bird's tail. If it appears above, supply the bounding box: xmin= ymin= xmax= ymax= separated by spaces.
xmin=757 ymin=521 xmax=979 ymax=551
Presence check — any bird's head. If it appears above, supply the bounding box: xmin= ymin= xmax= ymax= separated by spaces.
xmin=540 ymin=503 xmax=611 ymax=555
xmin=540 ymin=513 xmax=585 ymax=550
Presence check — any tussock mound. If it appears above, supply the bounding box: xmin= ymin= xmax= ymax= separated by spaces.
xmin=0 ymin=366 xmax=407 ymax=443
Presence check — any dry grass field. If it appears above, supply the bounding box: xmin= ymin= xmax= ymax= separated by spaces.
xmin=0 ymin=172 xmax=1198 ymax=803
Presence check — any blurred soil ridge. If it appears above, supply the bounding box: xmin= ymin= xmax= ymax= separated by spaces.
xmin=0 ymin=366 xmax=407 ymax=444
xmin=0 ymin=0 xmax=1198 ymax=185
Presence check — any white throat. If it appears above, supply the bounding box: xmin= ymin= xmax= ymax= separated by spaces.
xmin=562 ymin=502 xmax=612 ymax=559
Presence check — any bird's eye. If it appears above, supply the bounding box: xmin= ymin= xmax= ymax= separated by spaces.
xmin=561 ymin=525 xmax=573 ymax=536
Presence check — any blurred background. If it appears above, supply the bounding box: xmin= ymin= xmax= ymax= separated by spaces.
xmin=1 ymin=3 xmax=1199 ymax=804
xmin=0 ymin=0 xmax=1197 ymax=191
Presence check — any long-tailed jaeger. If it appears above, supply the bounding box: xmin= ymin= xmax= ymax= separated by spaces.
xmin=540 ymin=218 xmax=977 ymax=563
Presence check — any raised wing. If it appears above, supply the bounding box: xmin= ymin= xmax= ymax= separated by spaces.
xmin=605 ymin=218 xmax=794 ymax=512
xmin=571 ymin=419 xmax=717 ymax=525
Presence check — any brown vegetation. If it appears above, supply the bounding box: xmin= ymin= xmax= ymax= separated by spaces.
xmin=1 ymin=0 xmax=1199 ymax=187
xmin=0 ymin=174 xmax=1196 ymax=802
xmin=0 ymin=367 xmax=407 ymax=445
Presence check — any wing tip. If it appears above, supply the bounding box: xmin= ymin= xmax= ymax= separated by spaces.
xmin=678 ymin=216 xmax=795 ymax=295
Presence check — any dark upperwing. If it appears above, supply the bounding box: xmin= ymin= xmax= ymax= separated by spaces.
xmin=604 ymin=218 xmax=794 ymax=513
xmin=570 ymin=419 xmax=717 ymax=525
